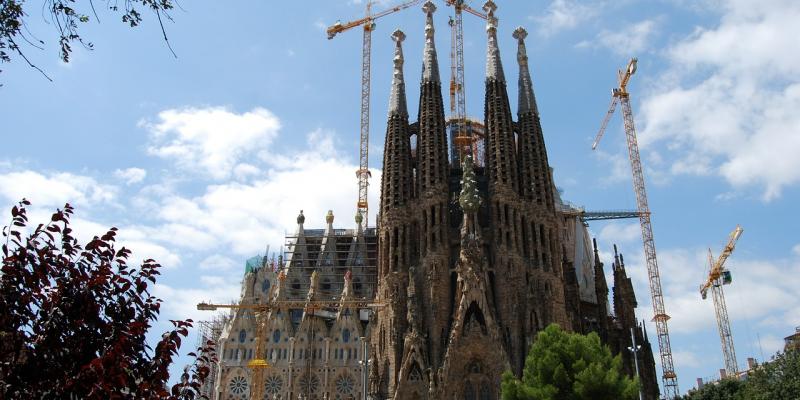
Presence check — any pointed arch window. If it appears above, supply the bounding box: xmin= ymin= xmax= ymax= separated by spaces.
xmin=272 ymin=329 xmax=281 ymax=343
xmin=465 ymin=381 xmax=476 ymax=400
xmin=342 ymin=328 xmax=351 ymax=343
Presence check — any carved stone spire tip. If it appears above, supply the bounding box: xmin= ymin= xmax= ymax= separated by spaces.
xmin=391 ymin=29 xmax=406 ymax=43
xmin=421 ymin=0 xmax=440 ymax=83
xmin=422 ymin=0 xmax=436 ymax=15
xmin=389 ymin=29 xmax=408 ymax=115
xmin=513 ymin=26 xmax=528 ymax=41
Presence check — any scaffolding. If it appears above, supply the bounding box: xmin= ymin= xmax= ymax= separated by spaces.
xmin=283 ymin=227 xmax=379 ymax=303
xmin=447 ymin=117 xmax=486 ymax=167
xmin=196 ymin=313 xmax=233 ymax=400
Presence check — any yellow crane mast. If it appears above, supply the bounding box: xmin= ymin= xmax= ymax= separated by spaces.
xmin=327 ymin=0 xmax=422 ymax=229
xmin=592 ymin=58 xmax=680 ymax=398
xmin=444 ymin=0 xmax=486 ymax=160
xmin=700 ymin=225 xmax=744 ymax=377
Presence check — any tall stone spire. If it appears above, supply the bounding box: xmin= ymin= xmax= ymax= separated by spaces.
xmin=513 ymin=26 xmax=554 ymax=209
xmin=380 ymin=30 xmax=413 ymax=217
xmin=416 ymin=0 xmax=448 ymax=195
xmin=483 ymin=0 xmax=518 ymax=192
xmin=389 ymin=30 xmax=407 ymax=117
xmin=514 ymin=27 xmax=538 ymax=116
xmin=484 ymin=1 xmax=504 ymax=83
xmin=421 ymin=1 xmax=439 ymax=83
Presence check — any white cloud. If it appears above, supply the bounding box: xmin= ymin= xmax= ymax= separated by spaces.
xmin=199 ymin=254 xmax=239 ymax=271
xmin=607 ymin=243 xmax=800 ymax=335
xmin=673 ymin=350 xmax=704 ymax=369
xmin=598 ymin=222 xmax=641 ymax=245
xmin=114 ymin=167 xmax=147 ymax=185
xmin=154 ymin=281 xmax=241 ymax=322
xmin=533 ymin=0 xmax=599 ymax=37
xmin=143 ymin=107 xmax=281 ymax=180
xmin=0 ymin=170 xmax=117 ymax=208
xmin=640 ymin=0 xmax=800 ymax=200
xmin=793 ymin=244 xmax=800 ymax=257
xmin=149 ymin=128 xmax=379 ymax=257
xmin=590 ymin=19 xmax=659 ymax=55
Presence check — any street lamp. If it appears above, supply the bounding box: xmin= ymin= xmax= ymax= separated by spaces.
xmin=627 ymin=327 xmax=644 ymax=400
xmin=358 ymin=337 xmax=372 ymax=400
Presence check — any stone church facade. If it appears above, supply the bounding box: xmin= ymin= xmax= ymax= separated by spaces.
xmin=211 ymin=1 xmax=659 ymax=399
xmin=368 ymin=2 xmax=659 ymax=399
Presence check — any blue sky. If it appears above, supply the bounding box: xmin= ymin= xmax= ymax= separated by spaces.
xmin=2 ymin=0 xmax=799 ymax=394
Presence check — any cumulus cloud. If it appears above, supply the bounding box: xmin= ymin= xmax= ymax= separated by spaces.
xmin=598 ymin=222 xmax=641 ymax=245
xmin=199 ymin=254 xmax=239 ymax=271
xmin=153 ymin=281 xmax=241 ymax=322
xmin=604 ymin=242 xmax=800 ymax=335
xmin=143 ymin=107 xmax=281 ymax=180
xmin=640 ymin=0 xmax=800 ymax=201
xmin=533 ymin=0 xmax=599 ymax=37
xmin=114 ymin=167 xmax=147 ymax=185
xmin=153 ymin=129 xmax=380 ymax=257
xmin=0 ymin=170 xmax=117 ymax=208
xmin=580 ymin=19 xmax=660 ymax=55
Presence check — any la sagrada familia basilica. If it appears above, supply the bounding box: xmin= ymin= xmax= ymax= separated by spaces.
xmin=209 ymin=2 xmax=659 ymax=399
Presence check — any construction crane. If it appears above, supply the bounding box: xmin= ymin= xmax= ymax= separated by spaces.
xmin=327 ymin=0 xmax=422 ymax=229
xmin=592 ymin=58 xmax=680 ymax=398
xmin=445 ymin=0 xmax=487 ymax=160
xmin=560 ymin=208 xmax=646 ymax=222
xmin=700 ymin=225 xmax=744 ymax=377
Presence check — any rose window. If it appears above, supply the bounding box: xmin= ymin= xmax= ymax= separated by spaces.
xmin=335 ymin=374 xmax=355 ymax=395
xmin=229 ymin=375 xmax=248 ymax=394
xmin=264 ymin=375 xmax=283 ymax=395
xmin=298 ymin=373 xmax=320 ymax=393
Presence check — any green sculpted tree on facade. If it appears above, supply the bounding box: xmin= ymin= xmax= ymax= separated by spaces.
xmin=501 ymin=324 xmax=639 ymax=400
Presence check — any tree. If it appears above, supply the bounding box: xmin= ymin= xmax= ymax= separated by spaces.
xmin=501 ymin=323 xmax=639 ymax=400
xmin=677 ymin=378 xmax=745 ymax=400
xmin=0 ymin=200 xmax=215 ymax=399
xmin=0 ymin=0 xmax=176 ymax=80
xmin=740 ymin=350 xmax=800 ymax=400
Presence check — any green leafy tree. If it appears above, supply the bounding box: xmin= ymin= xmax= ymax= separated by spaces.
xmin=740 ymin=350 xmax=800 ymax=400
xmin=677 ymin=378 xmax=745 ymax=400
xmin=501 ymin=323 xmax=639 ymax=400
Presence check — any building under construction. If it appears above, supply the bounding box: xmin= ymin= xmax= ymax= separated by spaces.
xmin=207 ymin=1 xmax=660 ymax=399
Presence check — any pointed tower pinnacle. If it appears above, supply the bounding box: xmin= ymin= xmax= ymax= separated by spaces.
xmin=389 ymin=30 xmax=407 ymax=116
xmin=484 ymin=1 xmax=504 ymax=82
xmin=421 ymin=1 xmax=440 ymax=83
xmin=513 ymin=27 xmax=538 ymax=116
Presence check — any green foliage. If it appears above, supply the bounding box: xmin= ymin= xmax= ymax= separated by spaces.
xmin=0 ymin=0 xmax=175 ymax=81
xmin=677 ymin=378 xmax=745 ymax=400
xmin=678 ymin=350 xmax=800 ymax=400
xmin=740 ymin=350 xmax=800 ymax=400
xmin=501 ymin=323 xmax=639 ymax=400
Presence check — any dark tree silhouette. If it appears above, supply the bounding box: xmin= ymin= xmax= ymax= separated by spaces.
xmin=0 ymin=200 xmax=215 ymax=399
xmin=0 ymin=0 xmax=176 ymax=80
